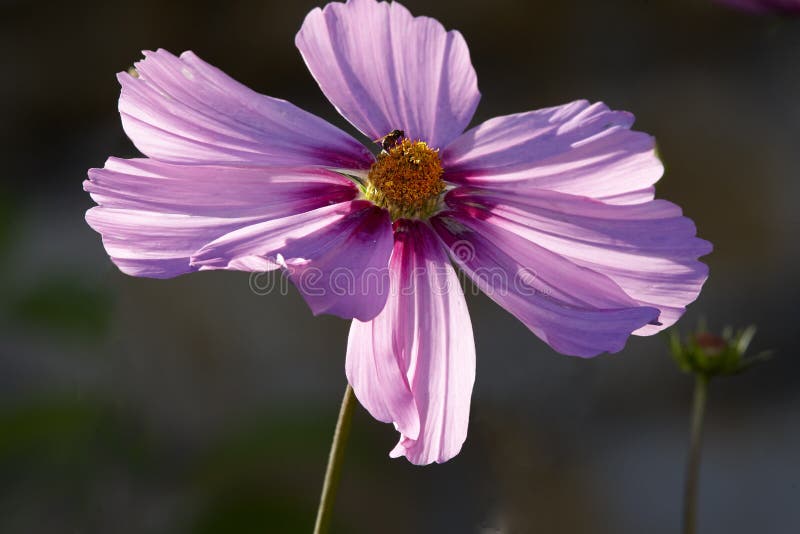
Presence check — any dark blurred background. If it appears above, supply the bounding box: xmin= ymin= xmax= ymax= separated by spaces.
xmin=1 ymin=0 xmax=798 ymax=532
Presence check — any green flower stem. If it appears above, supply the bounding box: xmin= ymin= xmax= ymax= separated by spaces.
xmin=683 ymin=373 xmax=709 ymax=534
xmin=313 ymin=383 xmax=355 ymax=534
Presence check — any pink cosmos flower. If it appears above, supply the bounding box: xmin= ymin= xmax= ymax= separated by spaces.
xmin=85 ymin=0 xmax=711 ymax=464
xmin=714 ymin=0 xmax=800 ymax=13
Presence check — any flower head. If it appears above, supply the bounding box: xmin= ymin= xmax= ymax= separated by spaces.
xmin=85 ymin=0 xmax=712 ymax=464
xmin=365 ymin=138 xmax=445 ymax=220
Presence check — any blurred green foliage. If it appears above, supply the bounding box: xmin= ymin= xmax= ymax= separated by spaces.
xmin=0 ymin=188 xmax=113 ymax=342
xmin=190 ymin=416 xmax=341 ymax=534
xmin=0 ymin=396 xmax=153 ymax=477
xmin=0 ymin=398 xmax=343 ymax=532
xmin=192 ymin=491 xmax=312 ymax=534
xmin=0 ymin=186 xmax=13 ymax=258
xmin=6 ymin=276 xmax=112 ymax=341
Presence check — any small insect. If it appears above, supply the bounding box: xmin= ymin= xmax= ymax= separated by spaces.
xmin=373 ymin=129 xmax=405 ymax=152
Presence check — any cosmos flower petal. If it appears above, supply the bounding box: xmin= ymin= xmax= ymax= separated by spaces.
xmin=84 ymin=161 xmax=356 ymax=279
xmin=349 ymin=221 xmax=475 ymax=465
xmin=432 ymin=212 xmax=660 ymax=357
xmin=441 ymin=101 xmax=662 ymax=205
xmin=346 ymin=319 xmax=421 ymax=441
xmin=295 ymin=0 xmax=480 ymax=149
xmin=85 ymin=158 xmax=357 ymax=218
xmin=446 ymin=188 xmax=712 ymax=335
xmin=119 ymin=49 xmax=374 ymax=169
xmin=191 ymin=200 xmax=394 ymax=321
xmin=85 ymin=207 xmax=273 ymax=279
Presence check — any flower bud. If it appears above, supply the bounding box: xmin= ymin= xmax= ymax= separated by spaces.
xmin=669 ymin=325 xmax=770 ymax=378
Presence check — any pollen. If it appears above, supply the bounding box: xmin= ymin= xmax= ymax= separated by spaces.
xmin=365 ymin=138 xmax=445 ymax=220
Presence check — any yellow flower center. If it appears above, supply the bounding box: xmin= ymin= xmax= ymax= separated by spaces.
xmin=364 ymin=138 xmax=445 ymax=220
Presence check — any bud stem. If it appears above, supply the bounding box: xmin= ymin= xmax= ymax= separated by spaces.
xmin=682 ymin=373 xmax=709 ymax=534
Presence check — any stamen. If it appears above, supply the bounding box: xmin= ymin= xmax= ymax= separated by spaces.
xmin=365 ymin=138 xmax=445 ymax=220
